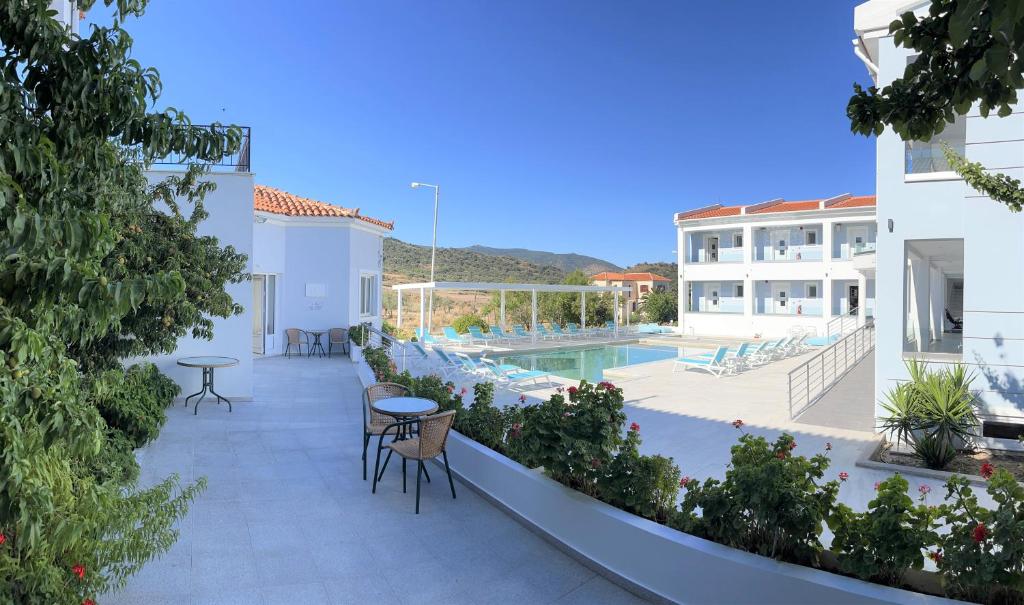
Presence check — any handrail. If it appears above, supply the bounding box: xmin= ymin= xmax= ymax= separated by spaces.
xmin=788 ymin=323 xmax=875 ymax=419
xmin=826 ymin=307 xmax=860 ymax=338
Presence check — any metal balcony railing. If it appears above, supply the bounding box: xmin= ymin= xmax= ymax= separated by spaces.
xmin=149 ymin=125 xmax=251 ymax=172
xmin=788 ymin=323 xmax=875 ymax=419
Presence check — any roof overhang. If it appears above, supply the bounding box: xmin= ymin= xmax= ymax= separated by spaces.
xmin=391 ymin=281 xmax=632 ymax=294
xmin=254 ymin=212 xmax=392 ymax=236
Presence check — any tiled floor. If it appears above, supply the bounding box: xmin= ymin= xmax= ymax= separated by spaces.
xmin=105 ymin=355 xmax=648 ymax=605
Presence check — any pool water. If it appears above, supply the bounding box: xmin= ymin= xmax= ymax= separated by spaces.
xmin=495 ymin=344 xmax=680 ymax=382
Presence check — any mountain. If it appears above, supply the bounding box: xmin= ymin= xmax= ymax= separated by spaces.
xmin=466 ymin=245 xmax=621 ymax=275
xmin=383 ymin=238 xmax=565 ymax=286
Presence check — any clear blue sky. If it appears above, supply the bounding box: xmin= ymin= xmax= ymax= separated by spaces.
xmin=86 ymin=1 xmax=875 ymax=268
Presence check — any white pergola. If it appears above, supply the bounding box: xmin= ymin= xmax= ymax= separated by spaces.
xmin=392 ymin=281 xmax=633 ymax=343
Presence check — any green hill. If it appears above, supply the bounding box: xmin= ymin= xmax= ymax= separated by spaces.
xmin=466 ymin=245 xmax=621 ymax=275
xmin=383 ymin=238 xmax=565 ymax=285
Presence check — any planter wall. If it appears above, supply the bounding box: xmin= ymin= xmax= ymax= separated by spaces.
xmin=353 ymin=356 xmax=959 ymax=605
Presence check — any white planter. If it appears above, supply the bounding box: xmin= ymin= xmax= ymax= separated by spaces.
xmin=350 ymin=343 xmax=363 ymax=364
xmin=353 ymin=356 xmax=957 ymax=604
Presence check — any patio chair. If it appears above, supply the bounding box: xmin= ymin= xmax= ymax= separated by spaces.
xmin=362 ymin=383 xmax=411 ymax=480
xmin=699 ymin=342 xmax=753 ymax=373
xmin=466 ymin=325 xmax=498 ymax=345
xmin=548 ymin=323 xmax=571 ymax=339
xmin=673 ymin=346 xmax=729 ymax=377
xmin=284 ymin=328 xmax=309 ymax=358
xmin=603 ymin=320 xmax=620 ymax=337
xmin=490 ymin=325 xmax=523 ymax=342
xmin=479 ymin=357 xmax=555 ymax=389
xmin=407 ymin=342 xmax=435 ymax=370
xmin=565 ymin=323 xmax=586 ymax=339
xmin=454 ymin=352 xmax=522 ymax=376
xmin=512 ymin=324 xmax=532 ymax=339
xmin=415 ymin=328 xmax=439 ymax=345
xmin=433 ymin=349 xmax=466 ymax=379
xmin=748 ymin=339 xmax=782 ymax=365
xmin=945 ymin=309 xmax=963 ymax=332
xmin=327 ymin=327 xmax=349 ymax=357
xmin=371 ymin=410 xmax=457 ymax=514
xmin=442 ymin=326 xmax=469 ymax=346
xmin=535 ymin=323 xmax=558 ymax=340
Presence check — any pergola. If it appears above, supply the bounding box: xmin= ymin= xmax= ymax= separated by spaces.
xmin=392 ymin=281 xmax=633 ymax=343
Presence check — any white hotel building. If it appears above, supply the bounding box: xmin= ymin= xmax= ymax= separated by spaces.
xmin=674 ymin=195 xmax=877 ymax=339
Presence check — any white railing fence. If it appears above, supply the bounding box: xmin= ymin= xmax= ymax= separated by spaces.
xmin=826 ymin=307 xmax=862 ymax=338
xmin=788 ymin=323 xmax=875 ymax=419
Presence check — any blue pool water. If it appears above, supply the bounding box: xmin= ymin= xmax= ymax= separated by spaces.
xmin=495 ymin=344 xmax=680 ymax=382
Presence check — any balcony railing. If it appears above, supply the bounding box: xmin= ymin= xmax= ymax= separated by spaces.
xmin=149 ymin=125 xmax=251 ymax=172
xmin=755 ymin=244 xmax=822 ymax=262
xmin=905 ymin=140 xmax=963 ymax=174
xmin=690 ymin=247 xmax=745 ymax=263
xmin=755 ymin=300 xmax=824 ymax=316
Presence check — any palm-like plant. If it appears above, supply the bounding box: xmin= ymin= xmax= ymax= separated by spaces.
xmin=877 ymin=360 xmax=979 ymax=470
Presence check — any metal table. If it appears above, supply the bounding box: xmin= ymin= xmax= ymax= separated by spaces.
xmin=371 ymin=396 xmax=439 ymax=484
xmin=177 ymin=356 xmax=239 ymax=415
xmin=306 ymin=329 xmax=327 ymax=358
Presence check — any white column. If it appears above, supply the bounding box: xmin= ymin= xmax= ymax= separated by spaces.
xmin=500 ymin=290 xmax=506 ymax=327
xmin=396 ymin=289 xmax=402 ymax=328
xmin=859 ymin=272 xmax=869 ymax=328
xmin=613 ymin=291 xmax=620 ymax=337
xmin=626 ymin=289 xmax=631 ymax=329
xmin=418 ymin=288 xmax=425 ymax=338
xmin=823 ymin=220 xmax=834 ymax=328
xmin=531 ymin=290 xmax=538 ymax=344
xmin=581 ymin=292 xmax=586 ymax=331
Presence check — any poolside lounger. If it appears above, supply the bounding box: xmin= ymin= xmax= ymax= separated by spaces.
xmin=479 ymin=358 xmax=556 ymax=389
xmin=415 ymin=328 xmax=439 ymax=345
xmin=490 ymin=325 xmax=523 ymax=342
xmin=672 ymin=346 xmax=729 ymax=377
xmin=406 ymin=342 xmax=435 ymax=370
xmin=548 ymin=323 xmax=570 ymax=339
xmin=433 ymin=349 xmax=467 ymax=379
xmin=603 ymin=321 xmax=621 ymax=338
xmin=748 ymin=339 xmax=783 ymax=365
xmin=565 ymin=323 xmax=588 ymax=339
xmin=455 ymin=353 xmax=523 ymax=377
xmin=442 ymin=326 xmax=469 ymax=346
xmin=534 ymin=324 xmax=558 ymax=340
xmin=467 ymin=325 xmax=499 ymax=345
xmin=512 ymin=324 xmax=533 ymax=340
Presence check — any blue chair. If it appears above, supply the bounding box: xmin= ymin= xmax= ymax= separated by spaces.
xmin=673 ymin=346 xmax=730 ymax=377
xmin=415 ymin=328 xmax=439 ymax=345
xmin=479 ymin=358 xmax=555 ymax=388
xmin=466 ymin=325 xmax=497 ymax=345
xmin=490 ymin=325 xmax=523 ymax=342
xmin=442 ymin=326 xmax=468 ymax=345
xmin=534 ymin=324 xmax=557 ymax=340
xmin=548 ymin=323 xmax=570 ymax=339
xmin=513 ymin=324 xmax=532 ymax=339
xmin=433 ymin=349 xmax=467 ymax=379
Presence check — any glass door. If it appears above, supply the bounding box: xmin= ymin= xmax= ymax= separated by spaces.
xmin=252 ymin=275 xmax=265 ymax=355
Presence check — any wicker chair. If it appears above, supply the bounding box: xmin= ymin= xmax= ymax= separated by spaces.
xmin=328 ymin=327 xmax=349 ymax=357
xmin=362 ymin=383 xmax=411 ymax=480
xmin=284 ymin=328 xmax=309 ymax=358
xmin=371 ymin=410 xmax=457 ymax=514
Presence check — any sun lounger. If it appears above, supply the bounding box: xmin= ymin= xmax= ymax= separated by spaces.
xmin=415 ymin=328 xmax=439 ymax=345
xmin=479 ymin=358 xmax=555 ymax=388
xmin=442 ymin=326 xmax=469 ymax=346
xmin=672 ymin=346 xmax=729 ymax=377
xmin=467 ymin=325 xmax=498 ymax=345
xmin=490 ymin=325 xmax=523 ymax=342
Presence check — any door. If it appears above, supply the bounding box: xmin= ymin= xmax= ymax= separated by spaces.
xmin=706 ymin=237 xmax=719 ymax=262
xmin=848 ymin=226 xmax=868 ymax=257
xmin=848 ymin=285 xmax=860 ymax=316
xmin=705 ymin=283 xmax=720 ymax=312
xmin=774 ymin=283 xmax=789 ymax=314
xmin=771 ymin=230 xmax=789 ymax=260
xmin=252 ymin=275 xmax=265 ymax=354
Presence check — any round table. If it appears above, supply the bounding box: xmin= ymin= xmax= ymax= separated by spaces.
xmin=305 ymin=330 xmax=327 ymax=358
xmin=176 ymin=356 xmax=239 ymax=415
xmin=370 ymin=396 xmax=439 ymax=485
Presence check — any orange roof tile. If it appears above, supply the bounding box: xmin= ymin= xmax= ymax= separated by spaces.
xmin=681 ymin=207 xmax=743 ymax=220
xmin=675 ymin=194 xmax=875 ymax=222
xmin=829 ymin=195 xmax=877 ymax=208
xmin=254 ymin=185 xmax=394 ymax=230
xmin=592 ymin=272 xmax=670 ymax=282
xmin=747 ymin=200 xmax=821 ymax=214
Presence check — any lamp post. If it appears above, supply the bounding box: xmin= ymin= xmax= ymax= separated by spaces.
xmin=410 ymin=182 xmax=440 ymax=334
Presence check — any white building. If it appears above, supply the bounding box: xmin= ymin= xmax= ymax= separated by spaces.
xmin=252 ymin=185 xmax=393 ymax=356
xmin=674 ymin=195 xmax=877 ymax=339
xmin=855 ymin=1 xmax=1024 ymax=436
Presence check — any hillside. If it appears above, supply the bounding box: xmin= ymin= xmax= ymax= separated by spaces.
xmin=383 ymin=238 xmax=565 ymax=286
xmin=466 ymin=245 xmax=621 ymax=275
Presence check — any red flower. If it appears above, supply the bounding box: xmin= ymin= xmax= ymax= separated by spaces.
xmin=446 ymin=385 xmax=454 ymax=393
xmin=83 ymin=600 xmax=95 ymax=605
xmin=679 ymin=476 xmax=691 ymax=488
xmin=838 ymin=471 xmax=849 ymax=482
xmin=72 ymin=564 xmax=85 ymax=580
xmin=789 ymin=441 xmax=797 ymax=450
xmin=972 ymin=522 xmax=988 ymax=543
xmin=568 ymin=386 xmax=578 ymax=395
xmin=980 ymin=462 xmax=995 ymax=480
xmin=731 ymin=419 xmax=744 ymax=429
xmin=873 ymin=481 xmax=881 ymax=491
xmin=629 ymin=422 xmax=640 ymax=432
xmin=929 ymin=550 xmax=943 ymax=565
xmin=918 ymin=484 xmax=932 ymax=496
xmin=825 ymin=442 xmax=832 ymax=451
xmin=510 ymin=423 xmax=522 ymax=439
xmin=0 ymin=533 xmax=5 ymax=545
xmin=776 ymin=451 xmax=787 ymax=460
xmin=518 ymin=394 xmax=526 ymax=404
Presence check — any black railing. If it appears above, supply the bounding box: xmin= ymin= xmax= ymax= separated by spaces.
xmin=149 ymin=125 xmax=251 ymax=172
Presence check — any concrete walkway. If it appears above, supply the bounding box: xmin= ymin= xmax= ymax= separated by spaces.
xmin=795 ymin=351 xmax=876 ymax=433
xmin=105 ymin=356 xmax=647 ymax=605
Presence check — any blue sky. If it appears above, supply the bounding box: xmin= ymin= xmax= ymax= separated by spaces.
xmin=87 ymin=1 xmax=875 ymax=268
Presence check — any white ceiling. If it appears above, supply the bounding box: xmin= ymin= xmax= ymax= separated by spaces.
xmin=907 ymin=239 xmax=964 ymax=278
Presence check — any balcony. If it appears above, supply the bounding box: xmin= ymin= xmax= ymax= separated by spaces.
xmin=148 ymin=124 xmax=252 ymax=172
xmin=754 ymin=244 xmax=823 ymax=262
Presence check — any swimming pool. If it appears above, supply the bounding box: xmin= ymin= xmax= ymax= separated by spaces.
xmin=495 ymin=344 xmax=680 ymax=382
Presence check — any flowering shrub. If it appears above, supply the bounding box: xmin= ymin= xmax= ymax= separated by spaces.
xmin=453 ymin=382 xmax=508 ymax=452
xmin=829 ymin=474 xmax=939 ymax=586
xmin=935 ymin=469 xmax=1024 ymax=604
xmin=674 ymin=432 xmax=839 ymax=564
xmin=598 ymin=423 xmax=681 ymax=523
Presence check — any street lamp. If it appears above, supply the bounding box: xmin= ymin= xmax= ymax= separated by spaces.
xmin=410 ymin=182 xmax=440 ymax=333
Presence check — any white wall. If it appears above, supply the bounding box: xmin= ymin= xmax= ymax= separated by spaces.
xmin=871 ymin=21 xmax=1024 ymax=424
xmin=140 ymin=170 xmax=255 ymax=400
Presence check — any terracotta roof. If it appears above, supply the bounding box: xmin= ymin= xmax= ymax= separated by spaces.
xmin=675 ymin=194 xmax=875 ymax=222
xmin=592 ymin=272 xmax=670 ymax=282
xmin=254 ymin=185 xmax=394 ymax=230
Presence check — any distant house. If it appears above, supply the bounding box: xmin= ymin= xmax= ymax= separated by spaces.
xmin=591 ymin=272 xmax=670 ymax=313
xmin=674 ymin=194 xmax=877 ymax=338
xmin=252 ymin=185 xmax=394 ymax=356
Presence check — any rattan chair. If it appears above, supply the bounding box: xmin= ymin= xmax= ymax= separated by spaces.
xmin=328 ymin=327 xmax=350 ymax=357
xmin=284 ymin=328 xmax=309 ymax=358
xmin=371 ymin=410 xmax=457 ymax=514
xmin=362 ymin=383 xmax=411 ymax=480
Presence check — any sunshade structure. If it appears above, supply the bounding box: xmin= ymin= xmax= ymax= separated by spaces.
xmin=391 ymin=281 xmax=633 ymax=343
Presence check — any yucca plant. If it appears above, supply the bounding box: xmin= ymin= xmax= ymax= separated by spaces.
xmin=877 ymin=360 xmax=979 ymax=469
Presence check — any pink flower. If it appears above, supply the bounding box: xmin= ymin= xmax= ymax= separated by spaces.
xmin=825 ymin=442 xmax=832 ymax=451
xmin=510 ymin=423 xmax=522 ymax=439
xmin=679 ymin=476 xmax=691 ymax=488
xmin=776 ymin=451 xmax=787 ymax=460
xmin=972 ymin=522 xmax=988 ymax=543
xmin=0 ymin=533 xmax=5 ymax=545
xmin=460 ymin=387 xmax=467 ymax=396
xmin=629 ymin=422 xmax=640 ymax=432
xmin=568 ymin=386 xmax=578 ymax=395
xmin=563 ymin=412 xmax=571 ymax=418
xmin=918 ymin=484 xmax=931 ymax=496
xmin=873 ymin=481 xmax=881 ymax=491
xmin=929 ymin=550 xmax=943 ymax=565
xmin=980 ymin=462 xmax=995 ymax=480
xmin=731 ymin=419 xmax=744 ymax=429
xmin=446 ymin=385 xmax=454 ymax=393
xmin=789 ymin=441 xmax=797 ymax=450
xmin=838 ymin=471 xmax=849 ymax=482
xmin=72 ymin=564 xmax=85 ymax=580
xmin=518 ymin=394 xmax=526 ymax=403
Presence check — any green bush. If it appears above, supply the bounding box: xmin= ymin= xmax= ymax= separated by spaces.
xmin=674 ymin=431 xmax=839 ymax=564
xmin=451 ymin=314 xmax=488 ymax=334
xmin=829 ymin=474 xmax=938 ymax=586
xmin=90 ymin=363 xmax=180 ymax=449
xmin=599 ymin=423 xmax=681 ymax=523
xmin=454 ymin=382 xmax=506 ymax=451
xmin=349 ymin=324 xmax=370 ymax=347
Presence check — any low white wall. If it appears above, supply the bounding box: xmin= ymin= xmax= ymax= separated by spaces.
xmin=683 ymin=312 xmax=827 ymax=339
xmin=353 ymin=356 xmax=954 ymax=605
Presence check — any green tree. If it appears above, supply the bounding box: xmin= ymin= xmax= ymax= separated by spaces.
xmin=0 ymin=1 xmax=244 ymax=601
xmin=847 ymin=0 xmax=1024 ymax=211
xmin=640 ymin=289 xmax=677 ymax=324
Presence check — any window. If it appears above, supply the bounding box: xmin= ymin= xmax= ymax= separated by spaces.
xmin=808 ymin=284 xmax=818 ymax=298
xmin=640 ymin=284 xmax=649 ymax=293
xmin=735 ymin=284 xmax=743 ymax=297
xmin=733 ymin=233 xmax=743 ymax=247
xmin=266 ymin=274 xmax=276 ymax=334
xmin=806 ymin=230 xmax=818 ymax=245
xmin=360 ymin=273 xmax=379 ymax=317
xmin=906 ymin=116 xmax=966 ymax=174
